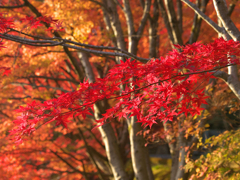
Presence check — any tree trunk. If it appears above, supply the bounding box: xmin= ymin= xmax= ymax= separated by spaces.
xmin=79 ymin=52 xmax=129 ymax=180
xmin=98 ymin=122 xmax=129 ymax=180
xmin=127 ymin=116 xmax=153 ymax=180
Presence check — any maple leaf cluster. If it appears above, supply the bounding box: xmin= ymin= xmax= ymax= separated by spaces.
xmin=10 ymin=38 xmax=240 ymax=143
xmin=21 ymin=16 xmax=64 ymax=31
xmin=0 ymin=13 xmax=14 ymax=51
xmin=0 ymin=13 xmax=65 ymax=79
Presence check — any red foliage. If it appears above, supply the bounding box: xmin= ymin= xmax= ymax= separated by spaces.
xmin=10 ymin=38 xmax=240 ymax=143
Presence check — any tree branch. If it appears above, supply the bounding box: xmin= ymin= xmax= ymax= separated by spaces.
xmin=102 ymin=0 xmax=126 ymax=57
xmin=176 ymin=0 xmax=183 ymax=35
xmin=78 ymin=51 xmax=129 ymax=180
xmin=213 ymin=0 xmax=240 ymax=41
xmin=213 ymin=70 xmax=229 ymax=82
xmin=123 ymin=0 xmax=135 ymax=44
xmin=0 ymin=3 xmax=26 ymax=9
xmin=157 ymin=0 xmax=175 ymax=46
xmin=1 ymin=33 xmax=149 ymax=62
xmin=164 ymin=0 xmax=183 ymax=45
xmin=188 ymin=0 xmax=209 ymax=44
xmin=18 ymin=75 xmax=79 ymax=84
xmin=10 ymin=82 xmax=69 ymax=92
xmin=227 ymin=3 xmax=235 ymax=17
xmin=181 ymin=0 xmax=224 ymax=35
xmin=23 ymin=0 xmax=85 ymax=81
xmin=75 ymin=117 xmax=106 ymax=180
xmin=50 ymin=150 xmax=91 ymax=175
xmin=136 ymin=0 xmax=151 ymax=39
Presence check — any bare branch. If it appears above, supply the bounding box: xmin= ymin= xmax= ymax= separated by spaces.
xmin=123 ymin=0 xmax=134 ymax=35
xmin=0 ymin=3 xmax=26 ymax=9
xmin=164 ymin=0 xmax=183 ymax=45
xmin=213 ymin=0 xmax=240 ymax=41
xmin=10 ymin=82 xmax=69 ymax=92
xmin=78 ymin=52 xmax=95 ymax=82
xmin=189 ymin=0 xmax=209 ymax=44
xmin=18 ymin=75 xmax=79 ymax=84
xmin=227 ymin=3 xmax=235 ymax=17
xmin=2 ymin=96 xmax=44 ymax=101
xmin=123 ymin=0 xmax=150 ymax=54
xmin=78 ymin=52 xmax=128 ymax=180
xmin=100 ymin=0 xmax=119 ymax=49
xmin=50 ymin=150 xmax=90 ymax=175
xmin=0 ymin=110 xmax=10 ymax=118
xmin=158 ymin=0 xmax=175 ymax=46
xmin=136 ymin=0 xmax=151 ymax=38
xmin=112 ymin=0 xmax=123 ymax=9
xmin=60 ymin=66 xmax=76 ymax=80
xmin=23 ymin=0 xmax=85 ymax=81
xmin=181 ymin=0 xmax=224 ymax=35
xmin=213 ymin=70 xmax=229 ymax=81
xmin=75 ymin=117 xmax=106 ymax=180
xmin=102 ymin=0 xmax=126 ymax=55
xmin=1 ymin=33 xmax=150 ymax=62
xmin=88 ymin=0 xmax=105 ymax=8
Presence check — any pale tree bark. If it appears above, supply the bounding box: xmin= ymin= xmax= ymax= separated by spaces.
xmin=174 ymin=121 xmax=187 ymax=180
xmin=123 ymin=0 xmax=151 ymax=54
xmin=158 ymin=1 xmax=226 ymax=179
xmin=213 ymin=0 xmax=240 ymax=101
xmin=79 ymin=52 xmax=129 ymax=180
xmin=217 ymin=3 xmax=235 ymax=38
xmin=158 ymin=1 xmax=184 ymax=178
xmin=170 ymin=85 xmax=216 ymax=180
xmin=97 ymin=123 xmax=129 ymax=180
xmin=100 ymin=2 xmax=144 ymax=180
xmin=182 ymin=0 xmax=240 ymax=100
xmin=123 ymin=0 xmax=135 ymax=53
xmin=164 ymin=0 xmax=183 ymax=45
xmin=163 ymin=120 xmax=178 ymax=180
xmin=181 ymin=0 xmax=224 ymax=35
xmin=127 ymin=116 xmax=151 ymax=180
xmin=122 ymin=0 xmax=154 ymax=179
xmin=165 ymin=1 xmax=240 ymax=180
xmin=213 ymin=0 xmax=240 ymax=41
xmin=158 ymin=0 xmax=175 ymax=47
xmin=174 ymin=2 xmax=208 ymax=175
xmin=158 ymin=1 xmax=183 ymax=178
xmin=101 ymin=2 xmax=118 ymax=48
xmin=105 ymin=0 xmax=126 ymax=51
xmin=102 ymin=0 xmax=127 ymax=63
